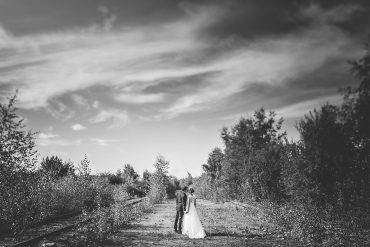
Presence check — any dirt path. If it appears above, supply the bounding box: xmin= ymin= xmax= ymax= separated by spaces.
xmin=102 ymin=199 xmax=301 ymax=247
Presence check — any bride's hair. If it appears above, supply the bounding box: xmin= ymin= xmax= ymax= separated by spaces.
xmin=189 ymin=188 xmax=194 ymax=194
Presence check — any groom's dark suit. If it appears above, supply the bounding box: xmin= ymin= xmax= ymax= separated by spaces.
xmin=174 ymin=189 xmax=187 ymax=233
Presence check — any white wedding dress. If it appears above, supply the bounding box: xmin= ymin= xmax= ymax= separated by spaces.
xmin=182 ymin=194 xmax=206 ymax=239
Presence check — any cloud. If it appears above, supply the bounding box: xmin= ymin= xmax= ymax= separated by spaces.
xmin=90 ymin=138 xmax=120 ymax=146
xmin=89 ymin=109 xmax=130 ymax=128
xmin=97 ymin=5 xmax=109 ymax=15
xmin=0 ymin=2 xmax=365 ymax=122
xmin=0 ymin=4 xmax=213 ymax=111
xmin=114 ymin=93 xmax=165 ymax=104
xmin=71 ymin=94 xmax=89 ymax=108
xmin=37 ymin=128 xmax=80 ymax=146
xmin=301 ymin=3 xmax=363 ymax=24
xmin=71 ymin=123 xmax=86 ymax=131
xmin=155 ymin=3 xmax=362 ymax=119
xmin=38 ymin=132 xmax=59 ymax=139
xmin=92 ymin=100 xmax=99 ymax=108
xmin=275 ymin=95 xmax=343 ymax=119
xmin=45 ymin=100 xmax=75 ymax=120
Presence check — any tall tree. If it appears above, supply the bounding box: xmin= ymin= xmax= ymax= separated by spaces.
xmin=297 ymin=104 xmax=352 ymax=205
xmin=77 ymin=154 xmax=91 ymax=177
xmin=0 ymin=94 xmax=38 ymax=179
xmin=122 ymin=163 xmax=139 ymax=183
xmin=202 ymin=147 xmax=224 ymax=181
xmin=40 ymin=156 xmax=75 ymax=179
xmin=0 ymin=94 xmax=40 ymax=234
xmin=148 ymin=155 xmax=170 ymax=203
xmin=339 ymin=38 xmax=370 ymax=206
xmin=220 ymin=108 xmax=286 ymax=201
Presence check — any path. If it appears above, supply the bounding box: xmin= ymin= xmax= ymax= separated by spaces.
xmin=102 ymin=199 xmax=301 ymax=247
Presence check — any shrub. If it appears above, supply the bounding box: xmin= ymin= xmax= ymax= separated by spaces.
xmin=0 ymin=173 xmax=51 ymax=235
xmin=77 ymin=198 xmax=151 ymax=244
xmin=264 ymin=202 xmax=363 ymax=246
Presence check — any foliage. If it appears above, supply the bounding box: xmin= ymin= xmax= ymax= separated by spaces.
xmin=218 ymin=108 xmax=286 ymax=202
xmin=265 ymin=202 xmax=362 ymax=246
xmin=202 ymin=147 xmax=224 ymax=181
xmin=193 ymin=37 xmax=370 ymax=245
xmin=0 ymin=93 xmax=38 ymax=175
xmin=179 ymin=172 xmax=193 ymax=188
xmin=122 ymin=163 xmax=139 ymax=183
xmin=0 ymin=94 xmax=40 ymax=235
xmin=166 ymin=175 xmax=179 ymax=198
xmin=148 ymin=155 xmax=169 ymax=203
xmin=107 ymin=173 xmax=124 ymax=185
xmin=76 ymin=198 xmax=151 ymax=245
xmin=77 ymin=154 xmax=91 ymax=177
xmin=40 ymin=155 xmax=75 ymax=179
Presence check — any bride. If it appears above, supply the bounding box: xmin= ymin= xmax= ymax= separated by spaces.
xmin=182 ymin=188 xmax=206 ymax=239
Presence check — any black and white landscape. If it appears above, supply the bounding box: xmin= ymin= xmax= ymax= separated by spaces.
xmin=1 ymin=1 xmax=369 ymax=246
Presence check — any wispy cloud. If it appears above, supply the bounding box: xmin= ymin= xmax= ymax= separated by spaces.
xmin=38 ymin=132 xmax=59 ymax=139
xmin=275 ymin=95 xmax=343 ymax=119
xmin=0 ymin=4 xmax=212 ymax=110
xmin=100 ymin=5 xmax=117 ymax=30
xmin=71 ymin=123 xmax=86 ymax=131
xmin=90 ymin=138 xmax=120 ymax=146
xmin=114 ymin=93 xmax=165 ymax=104
xmin=156 ymin=3 xmax=361 ymax=119
xmin=71 ymin=94 xmax=89 ymax=109
xmin=0 ymin=2 xmax=363 ymax=122
xmin=37 ymin=129 xmax=80 ymax=146
xmin=89 ymin=109 xmax=130 ymax=128
xmin=45 ymin=100 xmax=75 ymax=120
xmin=92 ymin=100 xmax=99 ymax=109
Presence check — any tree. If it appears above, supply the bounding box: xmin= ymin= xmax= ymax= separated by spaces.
xmin=167 ymin=175 xmax=179 ymax=198
xmin=296 ymin=104 xmax=352 ymax=206
xmin=77 ymin=154 xmax=91 ymax=177
xmin=0 ymin=94 xmax=38 ymax=179
xmin=0 ymin=94 xmax=40 ymax=234
xmin=340 ymin=38 xmax=370 ymax=205
xmin=148 ymin=155 xmax=170 ymax=203
xmin=220 ymin=108 xmax=286 ymax=201
xmin=202 ymin=147 xmax=224 ymax=181
xmin=179 ymin=172 xmax=193 ymax=188
xmin=40 ymin=156 xmax=75 ymax=179
xmin=122 ymin=163 xmax=139 ymax=183
xmin=139 ymin=169 xmax=151 ymax=194
xmin=143 ymin=169 xmax=151 ymax=182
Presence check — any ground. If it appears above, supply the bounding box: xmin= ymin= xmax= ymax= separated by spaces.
xmin=101 ymin=199 xmax=301 ymax=247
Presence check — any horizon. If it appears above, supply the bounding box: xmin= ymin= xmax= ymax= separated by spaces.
xmin=1 ymin=0 xmax=369 ymax=178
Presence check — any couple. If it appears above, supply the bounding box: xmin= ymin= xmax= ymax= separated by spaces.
xmin=174 ymin=186 xmax=206 ymax=239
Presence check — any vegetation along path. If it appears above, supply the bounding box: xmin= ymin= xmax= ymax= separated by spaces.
xmin=102 ymin=199 xmax=301 ymax=247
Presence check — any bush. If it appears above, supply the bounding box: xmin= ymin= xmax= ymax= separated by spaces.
xmin=77 ymin=198 xmax=151 ymax=244
xmin=0 ymin=172 xmax=53 ymax=235
xmin=265 ymin=202 xmax=363 ymax=246
xmin=0 ymin=172 xmax=117 ymax=236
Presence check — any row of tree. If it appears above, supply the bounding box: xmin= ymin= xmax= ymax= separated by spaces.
xmin=0 ymin=93 xmax=186 ymax=235
xmin=196 ymin=38 xmax=370 ymax=209
xmin=193 ymin=37 xmax=370 ymax=245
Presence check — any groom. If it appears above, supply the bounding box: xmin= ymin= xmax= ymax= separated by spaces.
xmin=174 ymin=185 xmax=187 ymax=234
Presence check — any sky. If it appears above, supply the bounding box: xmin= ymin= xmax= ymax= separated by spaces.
xmin=1 ymin=0 xmax=369 ymax=178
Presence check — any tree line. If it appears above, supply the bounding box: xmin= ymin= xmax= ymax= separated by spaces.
xmin=0 ymin=94 xmax=182 ymax=236
xmin=193 ymin=38 xmax=370 ymax=245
